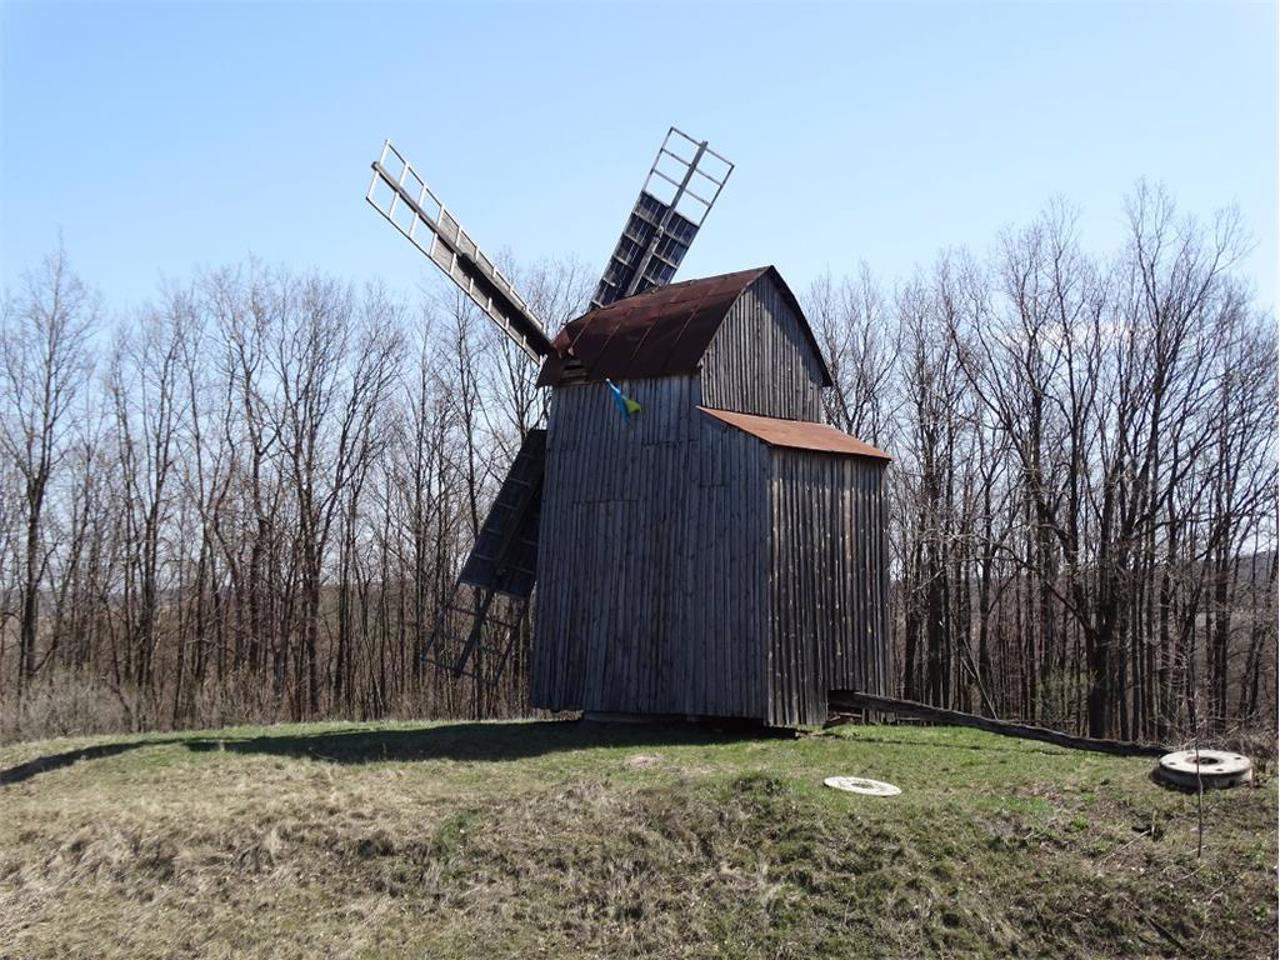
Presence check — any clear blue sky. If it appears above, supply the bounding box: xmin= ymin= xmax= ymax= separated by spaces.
xmin=2 ymin=1 xmax=1276 ymax=317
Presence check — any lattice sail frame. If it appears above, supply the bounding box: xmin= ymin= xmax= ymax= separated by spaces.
xmin=590 ymin=127 xmax=734 ymax=311
xmin=366 ymin=141 xmax=552 ymax=359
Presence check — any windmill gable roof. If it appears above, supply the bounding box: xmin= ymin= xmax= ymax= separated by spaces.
xmin=536 ymin=266 xmax=832 ymax=387
xmin=700 ymin=407 xmax=892 ymax=461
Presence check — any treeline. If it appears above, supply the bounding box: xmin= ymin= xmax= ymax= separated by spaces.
xmin=0 ymin=184 xmax=1274 ymax=742
xmin=814 ymin=186 xmax=1276 ymax=742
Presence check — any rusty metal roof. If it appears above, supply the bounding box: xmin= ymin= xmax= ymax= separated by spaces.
xmin=537 ymin=266 xmax=831 ymax=387
xmin=699 ymin=407 xmax=892 ymax=461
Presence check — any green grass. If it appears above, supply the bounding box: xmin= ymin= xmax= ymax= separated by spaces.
xmin=1 ymin=719 xmax=1275 ymax=959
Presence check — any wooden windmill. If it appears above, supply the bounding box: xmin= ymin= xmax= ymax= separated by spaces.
xmin=366 ymin=128 xmax=891 ymax=727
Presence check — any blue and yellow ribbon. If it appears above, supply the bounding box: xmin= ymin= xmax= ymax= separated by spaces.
xmin=605 ymin=379 xmax=642 ymax=420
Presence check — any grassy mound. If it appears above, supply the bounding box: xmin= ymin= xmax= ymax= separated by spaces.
xmin=1 ymin=720 xmax=1274 ymax=959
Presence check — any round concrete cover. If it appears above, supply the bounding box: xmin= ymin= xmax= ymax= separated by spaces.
xmin=1156 ymin=750 xmax=1252 ymax=789
xmin=824 ymin=776 xmax=901 ymax=796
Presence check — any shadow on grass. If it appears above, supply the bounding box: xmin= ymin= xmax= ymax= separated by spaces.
xmin=1 ymin=720 xmax=779 ymax=786
xmin=1 ymin=737 xmax=183 ymax=786
xmin=186 ymin=719 xmax=776 ymax=765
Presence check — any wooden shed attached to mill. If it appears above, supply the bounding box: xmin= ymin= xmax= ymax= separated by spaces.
xmin=531 ymin=266 xmax=892 ymax=726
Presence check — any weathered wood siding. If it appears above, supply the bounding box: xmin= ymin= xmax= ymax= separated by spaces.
xmin=533 ymin=361 xmax=889 ymax=725
xmin=691 ymin=415 xmax=770 ymax=719
xmin=766 ymin=450 xmax=890 ymax=726
xmin=532 ymin=378 xmax=770 ymax=718
xmin=700 ymin=273 xmax=826 ymax=421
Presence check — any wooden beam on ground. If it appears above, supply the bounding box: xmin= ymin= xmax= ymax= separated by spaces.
xmin=827 ymin=690 xmax=1171 ymax=758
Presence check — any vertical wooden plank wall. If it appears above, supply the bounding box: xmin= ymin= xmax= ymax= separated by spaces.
xmin=532 ymin=377 xmax=775 ymax=719
xmin=689 ymin=418 xmax=770 ymax=719
xmin=766 ymin=451 xmax=890 ymax=726
xmin=700 ymin=273 xmax=827 ymax=421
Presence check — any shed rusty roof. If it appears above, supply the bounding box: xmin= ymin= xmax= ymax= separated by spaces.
xmin=699 ymin=407 xmax=892 ymax=461
xmin=537 ymin=266 xmax=831 ymax=387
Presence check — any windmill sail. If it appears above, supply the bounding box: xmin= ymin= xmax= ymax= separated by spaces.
xmin=459 ymin=429 xmax=546 ymax=599
xmin=366 ymin=141 xmax=553 ymax=360
xmin=420 ymin=429 xmax=546 ymax=683
xmin=591 ymin=127 xmax=734 ymax=310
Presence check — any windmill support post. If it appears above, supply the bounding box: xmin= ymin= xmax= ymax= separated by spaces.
xmin=827 ymin=690 xmax=1171 ymax=758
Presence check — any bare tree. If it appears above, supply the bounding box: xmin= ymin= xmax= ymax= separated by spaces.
xmin=0 ymin=246 xmax=96 ymax=700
